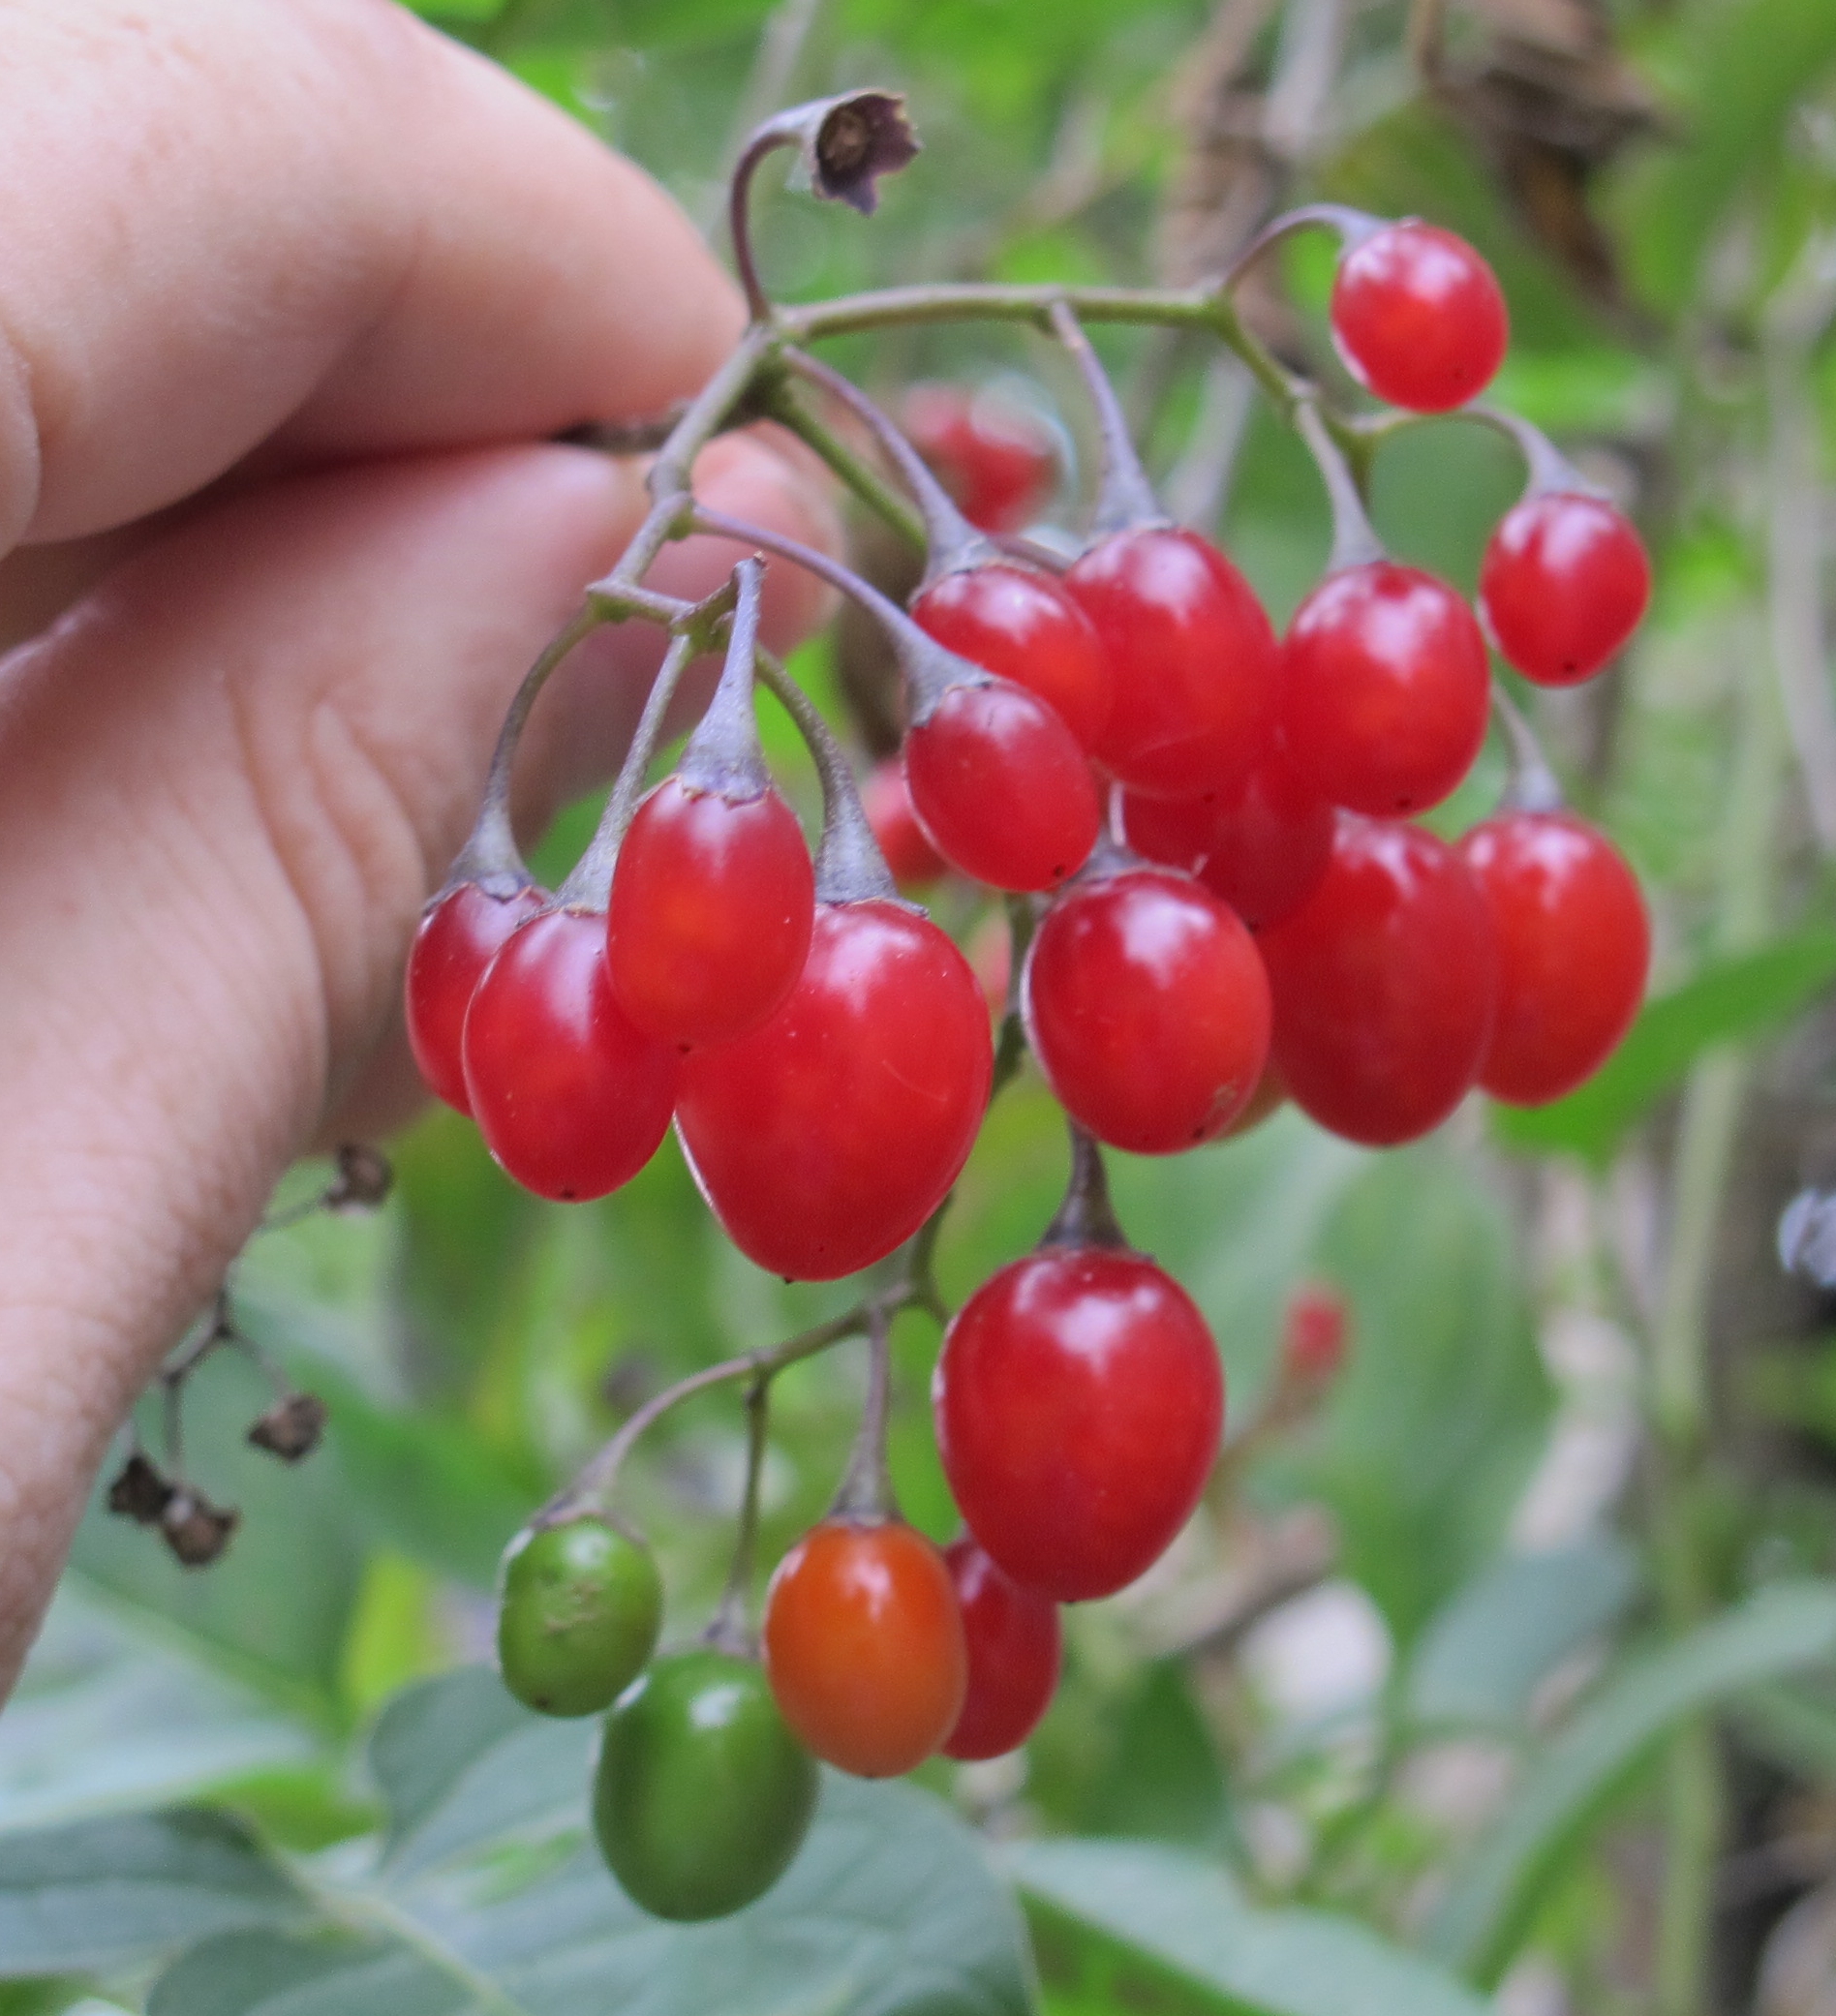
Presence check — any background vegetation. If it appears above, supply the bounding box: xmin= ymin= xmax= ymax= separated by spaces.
xmin=6 ymin=1 xmax=1836 ymax=2010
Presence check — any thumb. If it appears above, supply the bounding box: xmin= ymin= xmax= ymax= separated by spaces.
xmin=0 ymin=434 xmax=833 ymax=1689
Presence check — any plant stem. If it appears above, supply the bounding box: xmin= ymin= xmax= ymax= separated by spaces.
xmin=1293 ymin=399 xmax=1385 ymax=571
xmin=829 ymin=1306 xmax=896 ymax=1520
xmin=450 ymin=602 xmax=605 ymax=892
xmin=760 ymin=376 xmax=929 ymax=551
xmin=782 ymin=348 xmax=997 ymax=577
xmin=1047 ymin=300 xmax=1164 ymax=533
xmin=707 ymin=1375 xmax=773 ymax=1650
xmin=750 ymin=644 xmax=901 ymax=904
xmin=1646 ymin=590 xmax=1790 ymax=2016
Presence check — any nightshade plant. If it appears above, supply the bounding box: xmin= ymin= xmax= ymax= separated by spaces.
xmin=384 ymin=90 xmax=1657 ymax=1922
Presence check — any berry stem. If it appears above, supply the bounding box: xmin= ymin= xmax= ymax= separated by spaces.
xmin=761 ymin=377 xmax=929 ymax=551
xmin=1218 ymin=201 xmax=1385 ymax=290
xmin=828 ymin=1305 xmax=898 ymax=1522
xmin=706 ymin=1374 xmax=773 ymax=1654
xmin=554 ymin=631 xmax=699 ymax=912
xmin=1046 ymin=300 xmax=1165 ymax=536
xmin=1041 ymin=1120 xmax=1130 ymax=1252
xmin=751 ymin=642 xmax=900 ymax=904
xmin=675 ymin=558 xmax=772 ymax=800
xmin=448 ymin=602 xmax=606 ymax=895
xmin=1294 ymin=398 xmax=1387 ymax=572
xmin=1466 ymin=403 xmax=1599 ymax=501
xmin=688 ymin=504 xmax=986 ymax=724
xmin=1491 ymin=686 xmax=1566 ymax=813
xmin=555 ymin=575 xmax=745 ymax=910
xmin=781 ymin=348 xmax=999 ymax=582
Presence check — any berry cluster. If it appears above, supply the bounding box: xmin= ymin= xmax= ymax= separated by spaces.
xmin=400 ymin=94 xmax=1655 ymax=1926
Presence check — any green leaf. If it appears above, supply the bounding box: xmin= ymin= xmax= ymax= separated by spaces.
xmin=154 ymin=1669 xmax=1033 ymax=2016
xmin=1621 ymin=0 xmax=1836 ymax=313
xmin=68 ymin=1349 xmax=366 ymax=1719
xmin=0 ymin=1593 xmax=320 ymax=1835
xmin=1290 ymin=1145 xmax=1550 ymax=1642
xmin=368 ymin=1669 xmax=581 ymax=1877
xmin=1428 ymin=1580 xmax=1836 ymax=1985
xmin=1406 ymin=1538 xmax=1643 ymax=1732
xmin=1011 ymin=1839 xmax=1488 ymax=2016
xmin=1075 ymin=1663 xmax=1230 ymax=1848
xmin=311 ymin=1364 xmax=535 ymax=1588
xmin=0 ymin=1810 xmax=303 ymax=1977
xmin=1490 ymin=928 xmax=1836 ymax=1165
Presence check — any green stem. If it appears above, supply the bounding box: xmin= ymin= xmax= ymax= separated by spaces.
xmin=761 ymin=378 xmax=929 ymax=549
xmin=785 ymin=279 xmax=1305 ymax=418
xmin=1645 ymin=547 xmax=1790 ymax=2016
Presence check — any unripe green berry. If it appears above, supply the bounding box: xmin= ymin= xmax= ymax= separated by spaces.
xmin=595 ymin=1647 xmax=818 ymax=1921
xmin=497 ymin=1515 xmax=662 ymax=1718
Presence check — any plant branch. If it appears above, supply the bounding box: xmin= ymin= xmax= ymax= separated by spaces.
xmin=759 ymin=377 xmax=930 ymax=551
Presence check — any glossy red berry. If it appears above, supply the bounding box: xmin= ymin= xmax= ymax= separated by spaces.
xmin=763 ymin=1518 xmax=967 ymax=1778
xmin=607 ymin=778 xmax=813 ymax=1049
xmin=405 ymin=880 xmax=546 ymax=1113
xmin=1065 ymin=528 xmax=1279 ymax=800
xmin=462 ymin=907 xmax=679 ymax=1201
xmin=934 ymin=1245 xmax=1223 ymax=1601
xmin=1281 ymin=563 xmax=1491 ymax=817
xmin=903 ymin=680 xmax=1100 ymax=893
xmin=675 ymin=901 xmax=993 ymax=1279
xmin=912 ymin=565 xmax=1112 ymax=751
xmin=1331 ymin=221 xmax=1508 ymax=413
xmin=903 ymin=383 xmax=1056 ymax=535
xmin=1257 ymin=816 xmax=1498 ymax=1145
xmin=941 ymin=1538 xmax=1061 ymax=1762
xmin=861 ymin=760 xmax=948 ymax=889
xmin=1480 ymin=492 xmax=1651 ymax=687
xmin=1122 ymin=746 xmax=1335 ymax=931
xmin=1024 ymin=866 xmax=1271 ymax=1153
xmin=1459 ymin=810 xmax=1649 ymax=1105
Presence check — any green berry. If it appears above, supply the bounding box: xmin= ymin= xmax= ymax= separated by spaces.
xmin=594 ymin=1647 xmax=819 ymax=1921
xmin=496 ymin=1515 xmax=662 ymax=1718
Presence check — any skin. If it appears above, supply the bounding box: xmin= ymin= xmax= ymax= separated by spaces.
xmin=0 ymin=0 xmax=836 ymax=1696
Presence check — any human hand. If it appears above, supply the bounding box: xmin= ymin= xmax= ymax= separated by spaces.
xmin=0 ymin=0 xmax=834 ymax=1693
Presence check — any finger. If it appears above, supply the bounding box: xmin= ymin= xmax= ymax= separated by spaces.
xmin=1 ymin=0 xmax=745 ymax=548
xmin=0 ymin=431 xmax=831 ymax=1691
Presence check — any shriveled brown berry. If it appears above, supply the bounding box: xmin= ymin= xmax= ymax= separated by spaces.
xmin=161 ymin=1491 xmax=239 ymax=1568
xmin=326 ymin=1144 xmax=392 ymax=1210
xmin=248 ymin=1392 xmax=327 ymax=1462
xmin=107 ymin=1452 xmax=174 ymax=1525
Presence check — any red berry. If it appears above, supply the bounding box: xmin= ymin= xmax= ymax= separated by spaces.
xmin=1280 ymin=1281 xmax=1350 ymax=1386
xmin=607 ymin=779 xmax=813 ymax=1050
xmin=1330 ymin=221 xmax=1508 ymax=413
xmin=903 ymin=384 xmax=1056 ymax=535
xmin=1459 ymin=810 xmax=1649 ymax=1105
xmin=941 ymin=1537 xmax=1061 ymax=1762
xmin=912 ymin=565 xmax=1112 ymax=751
xmin=934 ymin=1245 xmax=1223 ymax=1601
xmin=1480 ymin=492 xmax=1651 ymax=687
xmin=405 ymin=881 xmax=546 ymax=1114
xmin=1024 ymin=866 xmax=1271 ymax=1153
xmin=763 ymin=1519 xmax=966 ymax=1778
xmin=462 ymin=908 xmax=679 ymax=1201
xmin=675 ymin=901 xmax=993 ymax=1279
xmin=862 ymin=761 xmax=948 ymax=889
xmin=1122 ymin=746 xmax=1334 ymax=931
xmin=1281 ymin=563 xmax=1491 ymax=817
xmin=903 ymin=681 xmax=1101 ymax=893
xmin=1258 ymin=817 xmax=1498 ymax=1145
xmin=1065 ymin=528 xmax=1279 ymax=800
